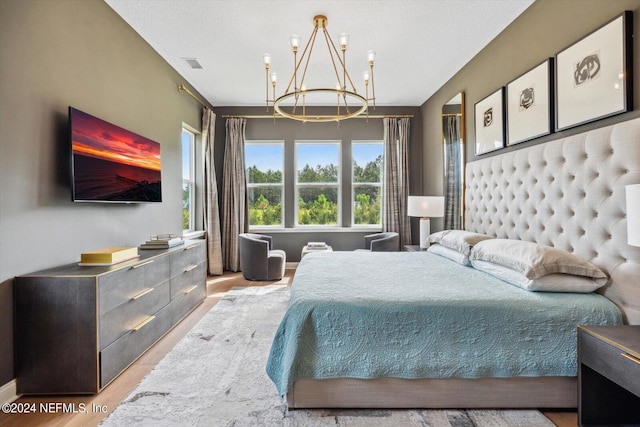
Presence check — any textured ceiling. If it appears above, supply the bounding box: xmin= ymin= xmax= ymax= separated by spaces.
xmin=105 ymin=0 xmax=535 ymax=107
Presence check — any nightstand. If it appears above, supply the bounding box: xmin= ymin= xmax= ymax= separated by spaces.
xmin=577 ymin=325 xmax=640 ymax=426
xmin=404 ymin=245 xmax=426 ymax=252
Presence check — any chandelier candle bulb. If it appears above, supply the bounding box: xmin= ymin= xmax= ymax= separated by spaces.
xmin=367 ymin=50 xmax=376 ymax=64
xmin=339 ymin=33 xmax=349 ymax=50
xmin=290 ymin=35 xmax=300 ymax=52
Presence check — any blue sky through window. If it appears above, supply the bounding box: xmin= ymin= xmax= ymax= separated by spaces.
xmin=182 ymin=131 xmax=191 ymax=180
xmin=245 ymin=143 xmax=283 ymax=172
xmin=297 ymin=143 xmax=339 ymax=169
xmin=353 ymin=143 xmax=383 ymax=165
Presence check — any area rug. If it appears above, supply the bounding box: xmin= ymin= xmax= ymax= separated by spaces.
xmin=101 ymin=285 xmax=555 ymax=426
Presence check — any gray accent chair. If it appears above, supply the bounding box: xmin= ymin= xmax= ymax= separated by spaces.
xmin=238 ymin=233 xmax=286 ymax=281
xmin=357 ymin=232 xmax=400 ymax=252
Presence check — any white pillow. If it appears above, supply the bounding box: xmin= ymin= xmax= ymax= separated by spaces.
xmin=428 ymin=230 xmax=494 ymax=256
xmin=427 ymin=243 xmax=471 ymax=266
xmin=471 ymin=260 xmax=606 ymax=293
xmin=470 ymin=239 xmax=607 ymax=281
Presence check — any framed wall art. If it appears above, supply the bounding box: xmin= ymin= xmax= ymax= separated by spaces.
xmin=555 ymin=11 xmax=633 ymax=131
xmin=507 ymin=59 xmax=554 ymax=145
xmin=474 ymin=87 xmax=505 ymax=155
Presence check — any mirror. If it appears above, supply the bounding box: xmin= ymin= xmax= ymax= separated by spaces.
xmin=442 ymin=93 xmax=465 ymax=230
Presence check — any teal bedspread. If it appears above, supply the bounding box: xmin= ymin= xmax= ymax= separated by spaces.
xmin=266 ymin=251 xmax=622 ymax=397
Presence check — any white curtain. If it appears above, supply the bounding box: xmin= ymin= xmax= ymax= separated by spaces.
xmin=383 ymin=117 xmax=411 ymax=247
xmin=202 ymin=109 xmax=223 ymax=275
xmin=221 ymin=118 xmax=248 ymax=272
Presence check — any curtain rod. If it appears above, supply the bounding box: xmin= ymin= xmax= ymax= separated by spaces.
xmin=177 ymin=84 xmax=208 ymax=109
xmin=221 ymin=114 xmax=413 ymax=119
xmin=442 ymin=113 xmax=462 ymax=117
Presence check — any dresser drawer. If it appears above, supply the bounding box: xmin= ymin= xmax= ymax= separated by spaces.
xmin=169 ymin=243 xmax=205 ymax=277
xmin=100 ymin=302 xmax=174 ymax=388
xmin=98 ymin=256 xmax=170 ymax=314
xmin=170 ymin=282 xmax=206 ymax=324
xmin=99 ymin=279 xmax=171 ymax=350
xmin=171 ymin=263 xmax=206 ymax=299
xmin=580 ymin=330 xmax=640 ymax=397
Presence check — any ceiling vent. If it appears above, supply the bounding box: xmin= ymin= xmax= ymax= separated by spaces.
xmin=183 ymin=58 xmax=203 ymax=69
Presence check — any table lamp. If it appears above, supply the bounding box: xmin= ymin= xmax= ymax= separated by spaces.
xmin=407 ymin=196 xmax=445 ymax=249
xmin=627 ymin=184 xmax=640 ymax=247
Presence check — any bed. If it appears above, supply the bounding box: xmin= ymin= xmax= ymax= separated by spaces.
xmin=266 ymin=117 xmax=640 ymax=408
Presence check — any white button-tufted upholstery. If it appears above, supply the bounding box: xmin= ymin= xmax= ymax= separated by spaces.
xmin=465 ymin=118 xmax=640 ymax=324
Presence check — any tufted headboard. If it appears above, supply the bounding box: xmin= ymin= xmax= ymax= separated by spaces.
xmin=465 ymin=118 xmax=640 ymax=324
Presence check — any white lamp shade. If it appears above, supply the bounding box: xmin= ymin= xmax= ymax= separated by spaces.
xmin=407 ymin=196 xmax=445 ymax=218
xmin=627 ymin=184 xmax=640 ymax=246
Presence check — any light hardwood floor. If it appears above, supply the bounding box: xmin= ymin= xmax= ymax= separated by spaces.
xmin=0 ymin=269 xmax=576 ymax=427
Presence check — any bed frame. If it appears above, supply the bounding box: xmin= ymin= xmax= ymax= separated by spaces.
xmin=286 ymin=117 xmax=640 ymax=408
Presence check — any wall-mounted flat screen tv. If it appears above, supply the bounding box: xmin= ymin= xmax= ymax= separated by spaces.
xmin=70 ymin=107 xmax=162 ymax=203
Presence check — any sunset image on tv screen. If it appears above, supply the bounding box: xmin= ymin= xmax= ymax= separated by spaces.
xmin=70 ymin=108 xmax=162 ymax=202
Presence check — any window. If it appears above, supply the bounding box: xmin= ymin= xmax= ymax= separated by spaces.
xmin=245 ymin=141 xmax=284 ymax=227
xmin=352 ymin=141 xmax=384 ymax=226
xmin=295 ymin=141 xmax=340 ymax=226
xmin=181 ymin=128 xmax=195 ymax=232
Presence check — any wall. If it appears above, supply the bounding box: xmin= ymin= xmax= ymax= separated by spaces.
xmin=0 ymin=0 xmax=206 ymax=388
xmin=212 ymin=106 xmax=423 ymax=261
xmin=421 ymin=0 xmax=640 ymax=202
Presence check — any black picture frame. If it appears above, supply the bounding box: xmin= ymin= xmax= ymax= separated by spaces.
xmin=507 ymin=59 xmax=554 ymax=145
xmin=474 ymin=87 xmax=505 ymax=155
xmin=555 ymin=11 xmax=633 ymax=131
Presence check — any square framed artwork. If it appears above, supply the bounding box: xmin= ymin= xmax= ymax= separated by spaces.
xmin=474 ymin=87 xmax=505 ymax=155
xmin=507 ymin=59 xmax=554 ymax=145
xmin=555 ymin=11 xmax=633 ymax=131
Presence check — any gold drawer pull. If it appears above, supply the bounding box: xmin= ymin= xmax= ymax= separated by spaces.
xmin=132 ymin=260 xmax=155 ymax=269
xmin=131 ymin=315 xmax=155 ymax=331
xmin=184 ymin=285 xmax=198 ymax=294
xmin=183 ymin=264 xmax=198 ymax=273
xmin=621 ymin=352 xmax=640 ymax=365
xmin=131 ymin=288 xmax=154 ymax=300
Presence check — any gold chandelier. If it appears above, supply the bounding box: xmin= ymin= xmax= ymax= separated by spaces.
xmin=263 ymin=15 xmax=376 ymax=122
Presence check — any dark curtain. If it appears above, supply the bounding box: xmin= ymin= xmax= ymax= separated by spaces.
xmin=444 ymin=115 xmax=463 ymax=230
xmin=221 ymin=118 xmax=249 ymax=271
xmin=383 ymin=117 xmax=411 ymax=246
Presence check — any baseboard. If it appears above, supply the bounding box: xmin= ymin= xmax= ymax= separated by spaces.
xmin=285 ymin=262 xmax=299 ymax=269
xmin=0 ymin=379 xmax=18 ymax=405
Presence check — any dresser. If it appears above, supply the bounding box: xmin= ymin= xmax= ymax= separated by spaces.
xmin=577 ymin=325 xmax=640 ymax=426
xmin=14 ymin=240 xmax=206 ymax=394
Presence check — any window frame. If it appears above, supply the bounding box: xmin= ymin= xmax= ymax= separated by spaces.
xmin=351 ymin=140 xmax=384 ymax=228
xmin=181 ymin=127 xmax=196 ymax=233
xmin=245 ymin=140 xmax=285 ymax=229
xmin=294 ymin=140 xmax=342 ymax=228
